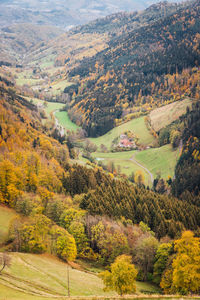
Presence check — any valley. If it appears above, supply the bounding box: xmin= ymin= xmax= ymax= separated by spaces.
xmin=17 ymin=85 xmax=189 ymax=186
xmin=4 ymin=61 xmax=185 ymax=185
xmin=0 ymin=0 xmax=200 ymax=298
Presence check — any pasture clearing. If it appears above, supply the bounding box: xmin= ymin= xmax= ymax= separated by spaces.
xmin=135 ymin=144 xmax=179 ymax=180
xmin=92 ymin=144 xmax=178 ymax=184
xmin=90 ymin=117 xmax=155 ymax=151
xmin=55 ymin=111 xmax=80 ymax=131
xmin=24 ymin=96 xmax=65 ymax=116
xmin=0 ymin=253 xmax=160 ymax=299
xmin=15 ymin=69 xmax=42 ymax=86
xmin=50 ymin=79 xmax=73 ymax=95
xmin=92 ymin=151 xmax=150 ymax=185
xmin=149 ymin=99 xmax=193 ymax=132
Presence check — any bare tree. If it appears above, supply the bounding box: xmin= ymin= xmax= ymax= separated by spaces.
xmin=0 ymin=253 xmax=11 ymax=274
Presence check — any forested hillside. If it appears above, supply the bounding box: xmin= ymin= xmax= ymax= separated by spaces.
xmin=21 ymin=2 xmax=180 ymax=76
xmin=0 ymin=79 xmax=199 ymax=243
xmin=172 ymin=102 xmax=200 ymax=201
xmin=0 ymin=80 xmax=200 ymax=294
xmin=65 ymin=0 xmax=200 ymax=136
xmin=1 ymin=0 xmax=200 ymax=297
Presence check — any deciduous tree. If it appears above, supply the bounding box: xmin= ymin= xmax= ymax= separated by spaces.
xmin=100 ymin=255 xmax=138 ymax=296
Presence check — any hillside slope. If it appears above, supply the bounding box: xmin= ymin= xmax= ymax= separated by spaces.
xmin=66 ymin=0 xmax=200 ymax=136
xmin=0 ymin=24 xmax=63 ymax=65
xmin=23 ymin=2 xmax=180 ymax=70
xmin=0 ymin=252 xmax=162 ymax=299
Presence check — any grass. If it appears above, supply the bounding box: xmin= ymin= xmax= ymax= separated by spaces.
xmin=44 ymin=102 xmax=65 ymax=115
xmin=92 ymin=151 xmax=150 ymax=185
xmin=15 ymin=69 xmax=42 ymax=86
xmin=55 ymin=111 xmax=80 ymax=131
xmin=135 ymin=144 xmax=179 ymax=180
xmin=50 ymin=79 xmax=73 ymax=95
xmin=25 ymin=96 xmax=79 ymax=131
xmin=0 ymin=253 xmax=161 ymax=299
xmin=27 ymin=53 xmax=56 ymax=70
xmin=150 ymin=99 xmax=193 ymax=131
xmin=91 ymin=144 xmax=179 ymax=185
xmin=0 ymin=205 xmax=17 ymax=244
xmin=90 ymin=117 xmax=155 ymax=151
xmin=24 ymin=96 xmax=65 ymax=116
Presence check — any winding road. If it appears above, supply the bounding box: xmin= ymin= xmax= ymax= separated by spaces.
xmin=130 ymin=154 xmax=154 ymax=184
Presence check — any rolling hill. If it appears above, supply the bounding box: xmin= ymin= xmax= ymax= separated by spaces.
xmin=0 ymin=24 xmax=63 ymax=65
xmin=0 ymin=0 xmax=183 ymax=29
xmin=0 ymin=251 xmax=162 ymax=299
xmin=22 ymin=2 xmax=181 ymax=70
xmin=65 ymin=0 xmax=200 ymax=137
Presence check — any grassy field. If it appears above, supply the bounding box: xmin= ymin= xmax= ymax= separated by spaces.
xmin=50 ymin=79 xmax=73 ymax=96
xmin=55 ymin=111 xmax=80 ymax=131
xmin=39 ymin=54 xmax=56 ymax=70
xmin=90 ymin=117 xmax=155 ymax=151
xmin=92 ymin=144 xmax=178 ymax=185
xmin=0 ymin=253 xmax=161 ymax=300
xmin=150 ymin=99 xmax=193 ymax=131
xmin=25 ymin=96 xmax=80 ymax=131
xmin=135 ymin=144 xmax=179 ymax=180
xmin=15 ymin=69 xmax=42 ymax=86
xmin=92 ymin=151 xmax=150 ymax=185
xmin=25 ymin=96 xmax=65 ymax=115
xmin=44 ymin=102 xmax=65 ymax=115
xmin=0 ymin=205 xmax=17 ymax=244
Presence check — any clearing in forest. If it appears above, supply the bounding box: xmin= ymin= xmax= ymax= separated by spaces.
xmin=149 ymin=99 xmax=192 ymax=132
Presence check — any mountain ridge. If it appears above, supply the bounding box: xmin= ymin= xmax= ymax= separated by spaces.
xmin=0 ymin=0 xmax=184 ymax=29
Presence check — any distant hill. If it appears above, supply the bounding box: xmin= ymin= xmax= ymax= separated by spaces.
xmin=64 ymin=0 xmax=200 ymax=136
xmin=21 ymin=2 xmax=181 ymax=82
xmin=0 ymin=24 xmax=63 ymax=65
xmin=0 ymin=0 xmax=183 ymax=29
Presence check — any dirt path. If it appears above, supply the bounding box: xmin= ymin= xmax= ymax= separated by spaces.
xmin=130 ymin=154 xmax=154 ymax=184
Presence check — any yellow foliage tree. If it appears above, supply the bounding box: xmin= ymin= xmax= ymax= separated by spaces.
xmin=172 ymin=231 xmax=200 ymax=294
xmin=100 ymin=255 xmax=138 ymax=296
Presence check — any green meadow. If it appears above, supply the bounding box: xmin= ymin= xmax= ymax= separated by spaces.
xmin=0 ymin=252 xmax=161 ymax=300
xmin=92 ymin=144 xmax=178 ymax=185
xmin=90 ymin=117 xmax=155 ymax=151
xmin=135 ymin=144 xmax=179 ymax=180
xmin=55 ymin=111 xmax=80 ymax=131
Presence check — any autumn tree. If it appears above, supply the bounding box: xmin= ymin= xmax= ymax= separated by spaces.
xmin=134 ymin=235 xmax=159 ymax=281
xmin=91 ymin=221 xmax=129 ymax=264
xmin=134 ymin=170 xmax=145 ymax=187
xmin=68 ymin=221 xmax=88 ymax=255
xmin=100 ymin=255 xmax=138 ymax=296
xmin=172 ymin=231 xmax=200 ymax=294
xmin=153 ymin=243 xmax=173 ymax=285
xmin=51 ymin=226 xmax=77 ymax=262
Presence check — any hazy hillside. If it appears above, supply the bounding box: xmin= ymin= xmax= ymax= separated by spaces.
xmin=0 ymin=24 xmax=63 ymax=64
xmin=0 ymin=0 xmax=183 ymax=29
xmin=20 ymin=2 xmax=181 ymax=81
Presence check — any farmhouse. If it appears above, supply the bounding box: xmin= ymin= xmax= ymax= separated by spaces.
xmin=119 ymin=139 xmax=133 ymax=148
